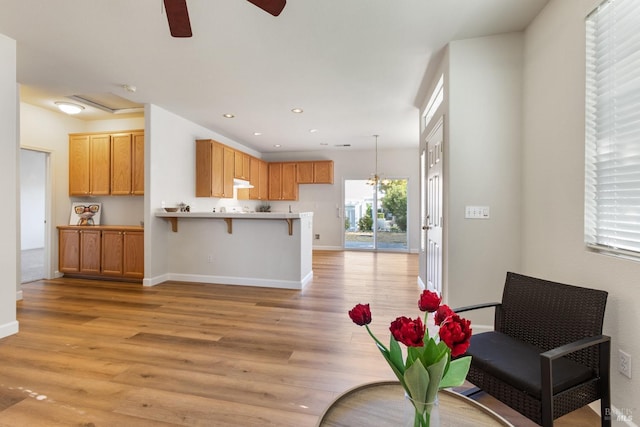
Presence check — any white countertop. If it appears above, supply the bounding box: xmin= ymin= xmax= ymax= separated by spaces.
xmin=155 ymin=211 xmax=313 ymax=219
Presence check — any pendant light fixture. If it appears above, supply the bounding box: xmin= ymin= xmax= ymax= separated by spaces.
xmin=367 ymin=134 xmax=389 ymax=186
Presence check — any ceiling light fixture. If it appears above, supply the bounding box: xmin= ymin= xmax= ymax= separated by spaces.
xmin=309 ymin=129 xmax=318 ymax=133
xmin=366 ymin=135 xmax=389 ymax=186
xmin=55 ymin=102 xmax=85 ymax=115
xmin=291 ymin=108 xmax=303 ymax=113
xmin=253 ymin=132 xmax=262 ymax=136
xmin=223 ymin=113 xmax=235 ymax=118
xmin=274 ymin=144 xmax=282 ymax=148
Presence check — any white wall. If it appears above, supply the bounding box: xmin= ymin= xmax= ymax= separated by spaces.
xmin=144 ymin=104 xmax=263 ymax=284
xmin=0 ymin=33 xmax=19 ymax=338
xmin=20 ymin=149 xmax=45 ymax=250
xmin=419 ymin=33 xmax=524 ymax=326
xmin=523 ymin=0 xmax=639 ymax=412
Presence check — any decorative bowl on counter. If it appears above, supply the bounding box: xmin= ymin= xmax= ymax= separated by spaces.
xmin=164 ymin=207 xmax=179 ymax=212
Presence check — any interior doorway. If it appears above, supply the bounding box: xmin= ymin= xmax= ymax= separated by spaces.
xmin=344 ymin=178 xmax=408 ymax=251
xmin=20 ymin=149 xmax=49 ymax=283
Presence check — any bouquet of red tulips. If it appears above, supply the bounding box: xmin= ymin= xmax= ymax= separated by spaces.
xmin=348 ymin=290 xmax=472 ymax=426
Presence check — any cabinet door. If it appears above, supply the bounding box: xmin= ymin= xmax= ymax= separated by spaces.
xmin=132 ymin=132 xmax=145 ymax=195
xmin=313 ymin=160 xmax=334 ymax=184
xmin=248 ymin=156 xmax=260 ymax=199
xmin=90 ymin=135 xmax=111 ymax=195
xmin=259 ymin=159 xmax=269 ymax=201
xmin=79 ymin=229 xmax=101 ymax=274
xmin=123 ymin=231 xmax=144 ymax=279
xmin=69 ymin=136 xmax=90 ymax=196
xmin=268 ymin=163 xmax=282 ymax=200
xmin=59 ymin=229 xmax=80 ymax=273
xmin=234 ymin=150 xmax=250 ymax=180
xmin=296 ymin=162 xmax=314 ymax=184
xmin=223 ymin=146 xmax=235 ymax=197
xmin=195 ymin=139 xmax=213 ymax=197
xmin=212 ymin=142 xmax=226 ymax=197
xmin=281 ymin=163 xmax=298 ymax=200
xmin=101 ymin=230 xmax=124 ymax=276
xmin=111 ymin=133 xmax=133 ymax=195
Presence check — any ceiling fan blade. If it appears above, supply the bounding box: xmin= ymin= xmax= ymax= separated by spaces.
xmin=164 ymin=0 xmax=192 ymax=37
xmin=246 ymin=0 xmax=286 ymax=17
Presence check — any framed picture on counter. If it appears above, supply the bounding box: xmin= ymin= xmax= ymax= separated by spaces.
xmin=69 ymin=202 xmax=102 ymax=226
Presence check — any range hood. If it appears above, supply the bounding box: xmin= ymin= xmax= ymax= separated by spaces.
xmin=233 ymin=178 xmax=254 ymax=189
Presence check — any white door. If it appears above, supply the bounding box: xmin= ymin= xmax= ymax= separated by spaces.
xmin=425 ymin=119 xmax=443 ymax=294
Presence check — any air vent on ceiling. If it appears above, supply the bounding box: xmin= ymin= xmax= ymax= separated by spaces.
xmin=67 ymin=93 xmax=143 ymax=115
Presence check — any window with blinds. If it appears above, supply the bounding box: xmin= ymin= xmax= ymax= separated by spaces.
xmin=585 ymin=0 xmax=640 ymax=257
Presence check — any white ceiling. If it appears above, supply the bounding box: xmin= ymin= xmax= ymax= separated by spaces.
xmin=0 ymin=0 xmax=548 ymax=152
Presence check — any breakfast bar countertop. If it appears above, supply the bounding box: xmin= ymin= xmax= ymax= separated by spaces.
xmin=155 ymin=211 xmax=313 ymax=219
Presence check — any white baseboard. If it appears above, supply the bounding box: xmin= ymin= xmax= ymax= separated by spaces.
xmin=313 ymin=245 xmax=343 ymax=251
xmin=144 ymin=271 xmax=313 ymax=290
xmin=0 ymin=320 xmax=19 ymax=339
xmin=16 ymin=290 xmax=23 ymax=301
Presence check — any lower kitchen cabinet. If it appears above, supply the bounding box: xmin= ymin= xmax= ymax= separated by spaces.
xmin=58 ymin=226 xmax=144 ymax=281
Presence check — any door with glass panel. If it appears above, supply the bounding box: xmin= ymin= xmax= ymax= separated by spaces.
xmin=344 ymin=179 xmax=408 ymax=251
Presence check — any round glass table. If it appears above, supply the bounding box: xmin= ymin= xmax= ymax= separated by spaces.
xmin=317 ymin=381 xmax=513 ymax=427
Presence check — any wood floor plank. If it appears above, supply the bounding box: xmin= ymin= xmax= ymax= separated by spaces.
xmin=0 ymin=251 xmax=598 ymax=426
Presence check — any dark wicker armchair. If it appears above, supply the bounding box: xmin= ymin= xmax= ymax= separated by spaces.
xmin=455 ymin=272 xmax=611 ymax=427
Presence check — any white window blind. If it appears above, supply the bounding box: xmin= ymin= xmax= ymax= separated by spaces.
xmin=585 ymin=0 xmax=640 ymax=256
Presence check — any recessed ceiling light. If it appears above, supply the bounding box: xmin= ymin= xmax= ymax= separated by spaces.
xmin=274 ymin=144 xmax=281 ymax=148
xmin=309 ymin=129 xmax=318 ymax=133
xmin=291 ymin=108 xmax=303 ymax=114
xmin=223 ymin=113 xmax=235 ymax=118
xmin=254 ymin=132 xmax=262 ymax=136
xmin=55 ymin=102 xmax=84 ymax=115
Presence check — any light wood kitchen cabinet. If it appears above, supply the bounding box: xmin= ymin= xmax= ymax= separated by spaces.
xmin=101 ymin=230 xmax=144 ymax=279
xmin=111 ymin=131 xmax=145 ymax=195
xmin=234 ymin=150 xmax=251 ymax=180
xmin=101 ymin=230 xmax=124 ymax=276
xmin=296 ymin=160 xmax=334 ymax=184
xmin=69 ymin=134 xmax=110 ymax=196
xmin=58 ymin=228 xmax=101 ymax=274
xmin=123 ymin=231 xmax=144 ymax=279
xmin=239 ymin=156 xmax=269 ymax=201
xmin=132 ymin=132 xmax=145 ymax=195
xmin=69 ymin=130 xmax=144 ymax=196
xmin=58 ymin=226 xmax=144 ymax=281
xmin=312 ymin=160 xmax=334 ymax=184
xmin=196 ymin=139 xmax=235 ymax=198
xmin=269 ymin=162 xmax=298 ymax=200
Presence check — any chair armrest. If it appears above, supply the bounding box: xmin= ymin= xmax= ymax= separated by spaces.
xmin=539 ymin=335 xmax=611 ymax=424
xmin=452 ymin=302 xmax=501 ymax=314
xmin=540 ymin=334 xmax=611 ymax=361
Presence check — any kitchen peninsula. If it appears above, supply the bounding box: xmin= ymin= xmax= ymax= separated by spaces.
xmin=155 ymin=211 xmax=313 ymax=289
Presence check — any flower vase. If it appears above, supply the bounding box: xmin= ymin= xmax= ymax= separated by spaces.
xmin=404 ymin=394 xmax=439 ymax=427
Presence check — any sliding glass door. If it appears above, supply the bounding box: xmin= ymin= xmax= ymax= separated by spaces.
xmin=344 ymin=179 xmax=408 ymax=251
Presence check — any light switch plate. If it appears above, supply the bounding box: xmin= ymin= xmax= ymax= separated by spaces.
xmin=465 ymin=206 xmax=490 ymax=219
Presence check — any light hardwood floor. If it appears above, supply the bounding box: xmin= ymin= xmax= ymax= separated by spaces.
xmin=1 ymin=251 xmax=598 ymax=426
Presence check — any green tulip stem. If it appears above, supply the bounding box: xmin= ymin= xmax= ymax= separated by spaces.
xmin=365 ymin=325 xmax=389 ymax=353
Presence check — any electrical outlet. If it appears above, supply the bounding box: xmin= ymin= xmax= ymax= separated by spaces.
xmin=207 ymin=254 xmax=214 ymax=263
xmin=315 ymin=234 xmax=320 ymax=240
xmin=619 ymin=349 xmax=632 ymax=379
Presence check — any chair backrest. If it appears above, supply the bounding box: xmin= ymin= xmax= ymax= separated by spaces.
xmin=495 ymin=272 xmax=608 ymax=368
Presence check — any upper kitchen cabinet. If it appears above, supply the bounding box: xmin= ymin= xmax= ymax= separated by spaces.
xmin=234 ymin=150 xmax=251 ymax=181
xmin=69 ymin=133 xmax=110 ymax=196
xmin=196 ymin=139 xmax=234 ymax=198
xmin=111 ymin=131 xmax=145 ymax=195
xmin=69 ymin=130 xmax=144 ymax=196
xmin=269 ymin=162 xmax=298 ymax=201
xmin=296 ymin=160 xmax=334 ymax=184
xmin=238 ymin=156 xmax=269 ymax=201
